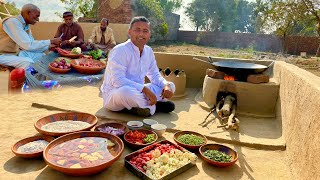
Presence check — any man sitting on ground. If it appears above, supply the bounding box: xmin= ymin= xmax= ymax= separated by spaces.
xmin=54 ymin=11 xmax=86 ymax=51
xmin=87 ymin=18 xmax=116 ymax=53
xmin=0 ymin=3 xmax=61 ymax=69
xmin=100 ymin=16 xmax=175 ymax=117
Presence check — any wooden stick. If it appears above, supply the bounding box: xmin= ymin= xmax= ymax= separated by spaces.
xmin=221 ymin=95 xmax=235 ymax=116
xmin=227 ymin=104 xmax=236 ymax=129
xmin=216 ymin=101 xmax=223 ymax=117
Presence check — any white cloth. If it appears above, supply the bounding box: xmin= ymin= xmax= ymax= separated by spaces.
xmin=0 ymin=15 xmax=50 ymax=69
xmin=100 ymin=39 xmax=175 ymax=115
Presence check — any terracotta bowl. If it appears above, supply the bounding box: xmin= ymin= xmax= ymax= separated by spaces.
xmin=34 ymin=112 xmax=98 ymax=137
xmin=12 ymin=135 xmax=55 ymax=158
xmin=57 ymin=49 xmax=82 ymax=59
xmin=199 ymin=144 xmax=238 ymax=167
xmin=124 ymin=129 xmax=158 ymax=149
xmin=48 ymin=62 xmax=71 ymax=74
xmin=93 ymin=122 xmax=129 ymax=138
xmin=173 ymin=131 xmax=207 ymax=151
xmin=71 ymin=59 xmax=106 ymax=74
xmin=43 ymin=131 xmax=124 ymax=176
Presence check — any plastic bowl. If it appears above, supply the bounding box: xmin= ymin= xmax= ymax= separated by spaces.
xmin=12 ymin=135 xmax=55 ymax=158
xmin=143 ymin=119 xmax=158 ymax=129
xmin=93 ymin=122 xmax=128 ymax=138
xmin=151 ymin=123 xmax=167 ymax=137
xmin=34 ymin=112 xmax=98 ymax=137
xmin=124 ymin=129 xmax=158 ymax=149
xmin=173 ymin=131 xmax=207 ymax=151
xmin=199 ymin=144 xmax=238 ymax=167
xmin=127 ymin=121 xmax=143 ymax=130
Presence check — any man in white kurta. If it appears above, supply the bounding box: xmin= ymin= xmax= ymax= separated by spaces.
xmin=100 ymin=16 xmax=175 ymax=116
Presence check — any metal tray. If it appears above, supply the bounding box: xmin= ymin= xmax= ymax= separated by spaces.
xmin=124 ymin=140 xmax=196 ymax=180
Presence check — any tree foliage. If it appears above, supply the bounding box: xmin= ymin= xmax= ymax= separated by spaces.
xmin=0 ymin=2 xmax=19 ymax=19
xmin=132 ymin=0 xmax=182 ymax=39
xmin=57 ymin=0 xmax=97 ymax=20
xmin=185 ymin=0 xmax=257 ymax=33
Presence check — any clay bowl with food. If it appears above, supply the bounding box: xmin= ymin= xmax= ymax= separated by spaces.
xmin=71 ymin=58 xmax=106 ymax=74
xmin=199 ymin=144 xmax=238 ymax=167
xmin=56 ymin=47 xmax=82 ymax=59
xmin=43 ymin=131 xmax=124 ymax=176
xmin=93 ymin=122 xmax=129 ymax=138
xmin=173 ymin=131 xmax=207 ymax=151
xmin=12 ymin=135 xmax=55 ymax=158
xmin=34 ymin=112 xmax=98 ymax=137
xmin=124 ymin=129 xmax=158 ymax=149
xmin=48 ymin=57 xmax=72 ymax=74
xmin=127 ymin=121 xmax=143 ymax=130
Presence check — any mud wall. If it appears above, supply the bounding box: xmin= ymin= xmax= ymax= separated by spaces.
xmin=30 ymin=22 xmax=129 ymax=44
xmin=273 ymin=62 xmax=320 ymax=180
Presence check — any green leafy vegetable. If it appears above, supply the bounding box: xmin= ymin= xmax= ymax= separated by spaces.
xmin=87 ymin=49 xmax=103 ymax=60
xmin=204 ymin=150 xmax=232 ymax=162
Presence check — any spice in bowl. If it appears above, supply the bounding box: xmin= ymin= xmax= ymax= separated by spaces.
xmin=17 ymin=140 xmax=49 ymax=153
xmin=177 ymin=134 xmax=205 ymax=146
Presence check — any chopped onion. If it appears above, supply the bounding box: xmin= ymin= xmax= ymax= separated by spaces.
xmin=98 ymin=126 xmax=124 ymax=136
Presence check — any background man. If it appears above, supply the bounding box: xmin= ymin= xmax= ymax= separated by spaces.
xmin=88 ymin=18 xmax=116 ymax=53
xmin=100 ymin=16 xmax=175 ymax=117
xmin=54 ymin=11 xmax=86 ymax=51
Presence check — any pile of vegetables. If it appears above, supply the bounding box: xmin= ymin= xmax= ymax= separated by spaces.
xmin=129 ymin=143 xmax=197 ymax=179
xmin=87 ymin=49 xmax=102 ymax=59
xmin=97 ymin=126 xmax=125 ymax=136
xmin=51 ymin=58 xmax=71 ymax=69
xmin=71 ymin=47 xmax=82 ymax=54
xmin=177 ymin=134 xmax=205 ymax=145
xmin=203 ymin=149 xmax=232 ymax=162
xmin=125 ymin=130 xmax=156 ymax=144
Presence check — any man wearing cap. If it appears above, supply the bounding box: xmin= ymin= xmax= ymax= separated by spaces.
xmin=54 ymin=11 xmax=86 ymax=51
xmin=0 ymin=3 xmax=61 ymax=69
xmin=87 ymin=18 xmax=116 ymax=53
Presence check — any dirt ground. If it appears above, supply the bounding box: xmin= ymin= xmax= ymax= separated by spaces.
xmin=150 ymin=42 xmax=320 ymax=77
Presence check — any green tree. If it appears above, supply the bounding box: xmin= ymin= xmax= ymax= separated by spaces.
xmin=0 ymin=2 xmax=19 ymax=19
xmin=57 ymin=0 xmax=97 ymax=20
xmin=185 ymin=0 xmax=257 ymax=32
xmin=132 ymin=0 xmax=181 ymax=39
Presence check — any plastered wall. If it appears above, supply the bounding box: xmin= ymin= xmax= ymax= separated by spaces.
xmin=30 ymin=22 xmax=129 ymax=44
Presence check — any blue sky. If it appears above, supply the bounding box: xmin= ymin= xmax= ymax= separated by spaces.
xmin=6 ymin=0 xmax=67 ymax=22
xmin=6 ymin=0 xmax=255 ymax=30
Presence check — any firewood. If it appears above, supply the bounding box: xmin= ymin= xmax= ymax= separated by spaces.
xmin=221 ymin=95 xmax=235 ymax=116
xmin=216 ymin=101 xmax=223 ymax=117
xmin=199 ymin=106 xmax=216 ymax=125
xmin=227 ymin=104 xmax=236 ymax=129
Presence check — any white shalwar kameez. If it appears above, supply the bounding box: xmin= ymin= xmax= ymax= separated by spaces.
xmin=100 ymin=40 xmax=175 ymax=115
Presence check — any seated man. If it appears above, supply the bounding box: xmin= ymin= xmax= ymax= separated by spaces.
xmin=0 ymin=3 xmax=61 ymax=69
xmin=54 ymin=11 xmax=86 ymax=51
xmin=100 ymin=16 xmax=175 ymax=117
xmin=88 ymin=18 xmax=116 ymax=53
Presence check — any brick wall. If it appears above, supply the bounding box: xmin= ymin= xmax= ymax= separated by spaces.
xmin=285 ymin=36 xmax=320 ymax=55
xmin=178 ymin=31 xmax=320 ymax=55
xmin=178 ymin=31 xmax=282 ymax=53
xmin=97 ymin=0 xmax=132 ymax=24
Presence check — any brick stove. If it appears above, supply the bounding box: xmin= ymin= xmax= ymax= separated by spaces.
xmin=202 ymin=60 xmax=279 ymax=118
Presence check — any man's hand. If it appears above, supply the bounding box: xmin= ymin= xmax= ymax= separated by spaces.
xmin=50 ymin=38 xmax=62 ymax=46
xmin=161 ymin=84 xmax=174 ymax=99
xmin=142 ymin=86 xmax=157 ymax=106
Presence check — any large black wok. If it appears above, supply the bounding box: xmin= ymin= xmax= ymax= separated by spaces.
xmin=211 ymin=61 xmax=269 ymax=74
xmin=193 ymin=57 xmax=274 ymax=75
